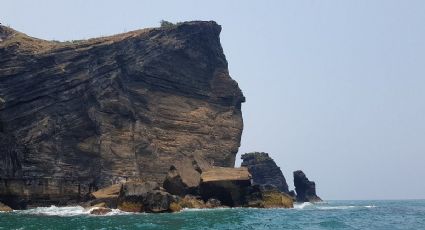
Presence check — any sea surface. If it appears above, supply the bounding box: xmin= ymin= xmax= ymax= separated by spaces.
xmin=1 ymin=200 xmax=424 ymax=229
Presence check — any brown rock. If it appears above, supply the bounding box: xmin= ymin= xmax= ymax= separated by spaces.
xmin=178 ymin=195 xmax=206 ymax=209
xmin=205 ymin=198 xmax=222 ymax=208
xmin=163 ymin=154 xmax=211 ymax=196
xmin=92 ymin=184 xmax=121 ymax=199
xmin=0 ymin=21 xmax=244 ymax=206
xmin=0 ymin=202 xmax=12 ymax=212
xmin=245 ymin=185 xmax=293 ymax=208
xmin=169 ymin=202 xmax=182 ymax=212
xmin=117 ymin=181 xmax=176 ymax=213
xmin=90 ymin=207 xmax=112 ymax=215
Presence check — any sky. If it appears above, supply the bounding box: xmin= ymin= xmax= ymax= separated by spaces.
xmin=1 ymin=0 xmax=425 ymax=200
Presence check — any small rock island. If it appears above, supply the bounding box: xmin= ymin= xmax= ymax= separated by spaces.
xmin=0 ymin=21 xmax=321 ymax=213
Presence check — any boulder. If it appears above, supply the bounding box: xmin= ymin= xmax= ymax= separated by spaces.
xmin=176 ymin=195 xmax=223 ymax=209
xmin=163 ymin=155 xmax=211 ymax=196
xmin=200 ymin=167 xmax=252 ymax=206
xmin=293 ymin=170 xmax=322 ymax=202
xmin=241 ymin=152 xmax=289 ymax=193
xmin=90 ymin=207 xmax=112 ymax=215
xmin=177 ymin=195 xmax=206 ymax=209
xmin=117 ymin=181 xmax=176 ymax=213
xmin=0 ymin=202 xmax=12 ymax=212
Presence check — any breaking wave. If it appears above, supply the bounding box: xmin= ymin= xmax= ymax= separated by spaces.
xmin=14 ymin=205 xmax=130 ymax=217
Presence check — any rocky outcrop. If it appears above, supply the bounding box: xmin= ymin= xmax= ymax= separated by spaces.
xmin=117 ymin=181 xmax=177 ymax=213
xmin=176 ymin=195 xmax=223 ymax=209
xmin=0 ymin=21 xmax=244 ymax=208
xmin=245 ymin=184 xmax=293 ymax=208
xmin=241 ymin=152 xmax=289 ymax=193
xmin=199 ymin=167 xmax=251 ymax=206
xmin=293 ymin=170 xmax=322 ymax=202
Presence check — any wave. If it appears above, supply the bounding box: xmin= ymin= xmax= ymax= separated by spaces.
xmin=14 ymin=205 xmax=131 ymax=217
xmin=294 ymin=202 xmax=313 ymax=209
xmin=293 ymin=202 xmax=377 ymax=211
xmin=317 ymin=205 xmax=376 ymax=210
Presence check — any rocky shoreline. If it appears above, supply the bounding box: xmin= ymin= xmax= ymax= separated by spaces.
xmin=0 ymin=152 xmax=321 ymax=214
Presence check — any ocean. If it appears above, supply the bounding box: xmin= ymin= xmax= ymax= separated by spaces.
xmin=0 ymin=200 xmax=424 ymax=229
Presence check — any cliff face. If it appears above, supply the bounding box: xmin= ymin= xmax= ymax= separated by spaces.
xmin=241 ymin=152 xmax=289 ymax=193
xmin=0 ymin=21 xmax=244 ymax=206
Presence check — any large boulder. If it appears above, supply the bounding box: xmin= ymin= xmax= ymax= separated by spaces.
xmin=87 ymin=183 xmax=122 ymax=208
xmin=117 ymin=181 xmax=177 ymax=213
xmin=163 ymin=154 xmax=211 ymax=196
xmin=241 ymin=152 xmax=289 ymax=193
xmin=199 ymin=167 xmax=252 ymax=206
xmin=293 ymin=170 xmax=322 ymax=202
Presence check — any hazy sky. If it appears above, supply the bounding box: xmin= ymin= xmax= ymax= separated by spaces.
xmin=2 ymin=0 xmax=424 ymax=200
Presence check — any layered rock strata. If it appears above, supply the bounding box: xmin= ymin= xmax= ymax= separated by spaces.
xmin=0 ymin=21 xmax=245 ymax=208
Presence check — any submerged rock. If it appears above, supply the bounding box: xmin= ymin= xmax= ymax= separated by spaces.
xmin=241 ymin=152 xmax=289 ymax=193
xmin=90 ymin=207 xmax=112 ymax=215
xmin=293 ymin=170 xmax=322 ymax=202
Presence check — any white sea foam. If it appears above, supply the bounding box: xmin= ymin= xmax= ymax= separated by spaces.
xmin=317 ymin=205 xmax=376 ymax=210
xmin=294 ymin=202 xmax=313 ymax=210
xmin=14 ymin=205 xmax=131 ymax=217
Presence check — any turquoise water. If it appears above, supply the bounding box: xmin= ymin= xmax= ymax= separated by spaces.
xmin=1 ymin=200 xmax=424 ymax=229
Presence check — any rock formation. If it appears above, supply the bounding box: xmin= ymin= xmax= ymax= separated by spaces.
xmin=241 ymin=152 xmax=289 ymax=193
xmin=0 ymin=21 xmax=244 ymax=208
xmin=199 ymin=167 xmax=251 ymax=206
xmin=117 ymin=181 xmax=177 ymax=213
xmin=293 ymin=170 xmax=322 ymax=202
xmin=163 ymin=153 xmax=211 ymax=196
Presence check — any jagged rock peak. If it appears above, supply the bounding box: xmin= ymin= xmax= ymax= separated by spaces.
xmin=241 ymin=152 xmax=289 ymax=193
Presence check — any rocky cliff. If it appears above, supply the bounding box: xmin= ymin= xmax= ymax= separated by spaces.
xmin=0 ymin=21 xmax=244 ymax=208
xmin=241 ymin=152 xmax=289 ymax=193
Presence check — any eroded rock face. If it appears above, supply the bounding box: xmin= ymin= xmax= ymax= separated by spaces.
xmin=293 ymin=170 xmax=322 ymax=202
xmin=241 ymin=152 xmax=289 ymax=193
xmin=0 ymin=21 xmax=244 ymax=207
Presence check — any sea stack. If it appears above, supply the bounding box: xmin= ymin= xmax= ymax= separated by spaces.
xmin=293 ymin=170 xmax=322 ymax=202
